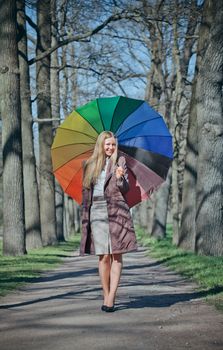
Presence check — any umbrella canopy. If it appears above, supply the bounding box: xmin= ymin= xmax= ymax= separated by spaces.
xmin=51 ymin=96 xmax=173 ymax=208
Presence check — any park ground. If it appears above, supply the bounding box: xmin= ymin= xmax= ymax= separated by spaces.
xmin=0 ymin=242 xmax=222 ymax=350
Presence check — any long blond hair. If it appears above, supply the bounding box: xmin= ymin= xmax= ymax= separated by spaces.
xmin=83 ymin=131 xmax=118 ymax=188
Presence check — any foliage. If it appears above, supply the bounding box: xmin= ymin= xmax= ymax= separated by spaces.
xmin=0 ymin=234 xmax=80 ymax=297
xmin=136 ymin=225 xmax=223 ymax=311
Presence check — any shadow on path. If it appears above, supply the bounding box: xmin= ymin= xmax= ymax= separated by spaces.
xmin=116 ymin=287 xmax=223 ymax=311
xmin=0 ymin=267 xmax=98 ymax=285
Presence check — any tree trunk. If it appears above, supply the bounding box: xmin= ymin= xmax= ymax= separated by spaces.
xmin=171 ymin=11 xmax=184 ymax=245
xmin=51 ymin=0 xmax=64 ymax=241
xmin=179 ymin=80 xmax=197 ymax=251
xmin=172 ymin=1 xmax=200 ymax=250
xmin=36 ymin=0 xmax=57 ymax=245
xmin=70 ymin=43 xmax=78 ymax=110
xmin=138 ymin=200 xmax=150 ymax=234
xmin=63 ymin=195 xmax=74 ymax=239
xmin=70 ymin=43 xmax=81 ymax=234
xmin=132 ymin=205 xmax=140 ymax=228
xmin=0 ymin=0 xmax=26 ymax=255
xmin=61 ymin=46 xmax=69 ymax=117
xmin=60 ymin=41 xmax=77 ymax=238
xmin=0 ymin=125 xmax=2 ymax=236
xmin=17 ymin=0 xmax=42 ymax=250
xmin=143 ymin=22 xmax=163 ymax=235
xmin=195 ymin=0 xmax=223 ymax=256
xmin=152 ymin=168 xmax=172 ymax=239
xmin=143 ymin=7 xmax=171 ymax=239
xmin=73 ymin=203 xmax=80 ymax=233
xmin=146 ymin=195 xmax=155 ymax=235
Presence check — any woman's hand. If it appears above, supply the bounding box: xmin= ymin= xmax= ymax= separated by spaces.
xmin=116 ymin=166 xmax=124 ymax=179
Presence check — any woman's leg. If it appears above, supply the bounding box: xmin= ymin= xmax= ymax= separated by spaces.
xmin=107 ymin=254 xmax=123 ymax=307
xmin=98 ymin=254 xmax=111 ymax=305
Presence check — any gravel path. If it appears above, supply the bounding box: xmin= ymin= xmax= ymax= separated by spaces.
xmin=0 ymin=247 xmax=222 ymax=350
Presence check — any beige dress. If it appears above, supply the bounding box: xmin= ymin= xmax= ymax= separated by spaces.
xmin=90 ymin=158 xmax=112 ymax=255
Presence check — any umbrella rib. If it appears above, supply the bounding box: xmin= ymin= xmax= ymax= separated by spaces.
xmin=64 ymin=164 xmax=83 ymax=193
xmin=52 ymin=142 xmax=95 ymax=151
xmin=56 ymin=126 xmax=98 ymax=140
xmin=112 ymin=97 xmax=144 ymax=132
xmin=53 ymin=149 xmax=93 ymax=173
xmin=96 ymin=98 xmax=106 ymax=131
xmin=117 ymin=116 xmax=161 ymax=137
xmin=118 ymin=150 xmax=164 ymax=180
xmin=117 ymin=117 xmax=170 ymax=138
xmin=63 ymin=148 xmax=93 ymax=193
xmin=110 ymin=96 xmax=121 ymax=131
xmin=119 ymin=135 xmax=172 ymax=142
xmin=77 ymin=109 xmax=102 ymax=136
xmin=118 ymin=146 xmax=172 ymax=178
xmin=120 ymin=134 xmax=172 ymax=139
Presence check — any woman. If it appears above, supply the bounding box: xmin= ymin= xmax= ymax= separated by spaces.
xmin=80 ymin=131 xmax=137 ymax=312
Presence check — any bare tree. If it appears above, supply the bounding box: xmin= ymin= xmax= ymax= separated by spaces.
xmin=195 ymin=0 xmax=223 ymax=255
xmin=171 ymin=0 xmax=199 ymax=245
xmin=17 ymin=0 xmax=42 ymax=250
xmin=179 ymin=80 xmax=198 ymax=251
xmin=36 ymin=0 xmax=57 ymax=245
xmin=180 ymin=0 xmax=223 ymax=256
xmin=0 ymin=0 xmax=26 ymax=255
xmin=152 ymin=169 xmax=172 ymax=239
xmin=51 ymin=0 xmax=64 ymax=241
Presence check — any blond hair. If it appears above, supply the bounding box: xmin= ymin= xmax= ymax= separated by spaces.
xmin=83 ymin=131 xmax=118 ymax=188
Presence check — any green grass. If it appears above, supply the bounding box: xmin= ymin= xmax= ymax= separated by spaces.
xmin=0 ymin=233 xmax=81 ymax=297
xmin=136 ymin=225 xmax=223 ymax=312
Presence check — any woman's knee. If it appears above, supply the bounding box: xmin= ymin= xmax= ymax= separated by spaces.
xmin=112 ymin=254 xmax=123 ymax=264
xmin=99 ymin=254 xmax=111 ymax=263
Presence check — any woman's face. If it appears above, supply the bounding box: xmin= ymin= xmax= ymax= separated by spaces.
xmin=104 ymin=137 xmax=116 ymax=157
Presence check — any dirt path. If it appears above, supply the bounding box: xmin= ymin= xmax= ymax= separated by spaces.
xmin=0 ymin=248 xmax=222 ymax=350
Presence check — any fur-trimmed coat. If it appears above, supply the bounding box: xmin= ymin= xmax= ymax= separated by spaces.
xmin=80 ymin=155 xmax=138 ymax=255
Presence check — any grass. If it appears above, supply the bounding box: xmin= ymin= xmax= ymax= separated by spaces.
xmin=0 ymin=233 xmax=81 ymax=297
xmin=136 ymin=225 xmax=223 ymax=312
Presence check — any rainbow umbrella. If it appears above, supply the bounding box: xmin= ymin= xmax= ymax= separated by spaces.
xmin=51 ymin=96 xmax=173 ymax=208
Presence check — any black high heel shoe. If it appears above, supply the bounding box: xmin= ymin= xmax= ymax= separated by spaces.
xmin=101 ymin=305 xmax=107 ymax=311
xmin=105 ymin=305 xmax=115 ymax=312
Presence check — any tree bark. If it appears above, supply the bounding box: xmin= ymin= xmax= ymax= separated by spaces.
xmin=70 ymin=42 xmax=81 ymax=234
xmin=171 ymin=0 xmax=197 ymax=246
xmin=63 ymin=195 xmax=75 ymax=239
xmin=73 ymin=203 xmax=80 ymax=233
xmin=0 ymin=0 xmax=26 ymax=255
xmin=152 ymin=168 xmax=172 ymax=239
xmin=36 ymin=0 xmax=57 ymax=245
xmin=61 ymin=46 xmax=69 ymax=117
xmin=179 ymin=80 xmax=197 ymax=251
xmin=51 ymin=0 xmax=64 ymax=241
xmin=138 ymin=200 xmax=150 ymax=234
xmin=143 ymin=19 xmax=163 ymax=235
xmin=0 ymin=125 xmax=2 ymax=234
xmin=171 ymin=10 xmax=184 ymax=245
xmin=195 ymin=0 xmax=223 ymax=256
xmin=17 ymin=0 xmax=42 ymax=250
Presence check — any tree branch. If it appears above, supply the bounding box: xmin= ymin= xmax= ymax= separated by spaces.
xmin=33 ymin=118 xmax=61 ymax=123
xmin=25 ymin=14 xmax=38 ymax=32
xmin=28 ymin=11 xmax=139 ymax=65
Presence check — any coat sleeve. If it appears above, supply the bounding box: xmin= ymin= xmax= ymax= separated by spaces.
xmin=81 ymin=161 xmax=91 ymax=206
xmin=116 ymin=156 xmax=129 ymax=194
